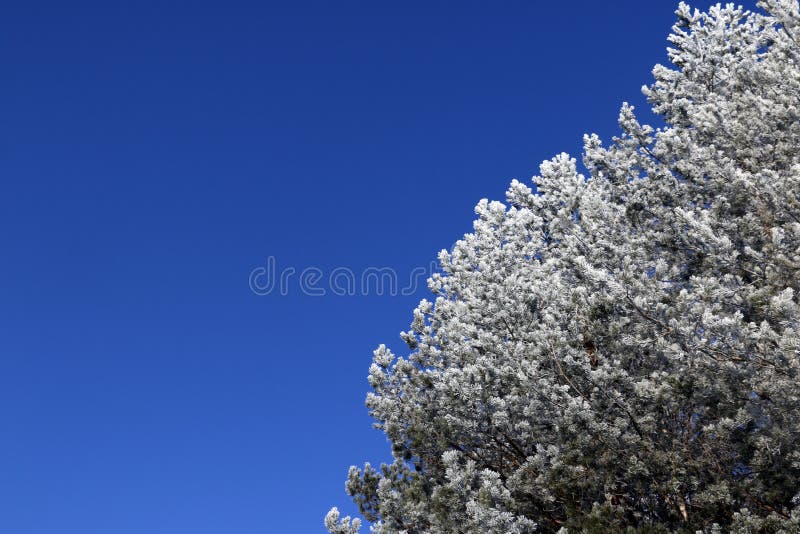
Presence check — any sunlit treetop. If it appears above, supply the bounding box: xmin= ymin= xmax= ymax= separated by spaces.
xmin=328 ymin=2 xmax=800 ymax=532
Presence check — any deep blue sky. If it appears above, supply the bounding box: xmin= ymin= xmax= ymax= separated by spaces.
xmin=1 ymin=1 xmax=719 ymax=532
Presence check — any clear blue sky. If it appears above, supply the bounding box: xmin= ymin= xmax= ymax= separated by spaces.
xmin=1 ymin=1 xmax=719 ymax=532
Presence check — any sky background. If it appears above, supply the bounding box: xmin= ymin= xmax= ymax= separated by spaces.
xmin=1 ymin=1 xmax=719 ymax=532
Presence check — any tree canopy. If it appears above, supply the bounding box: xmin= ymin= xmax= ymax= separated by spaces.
xmin=328 ymin=2 xmax=800 ymax=532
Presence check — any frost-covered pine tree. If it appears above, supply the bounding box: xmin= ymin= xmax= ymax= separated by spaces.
xmin=327 ymin=1 xmax=800 ymax=532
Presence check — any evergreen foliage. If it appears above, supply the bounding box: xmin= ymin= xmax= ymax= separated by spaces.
xmin=328 ymin=2 xmax=800 ymax=531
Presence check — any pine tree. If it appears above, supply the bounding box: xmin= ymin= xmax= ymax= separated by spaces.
xmin=328 ymin=2 xmax=800 ymax=531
